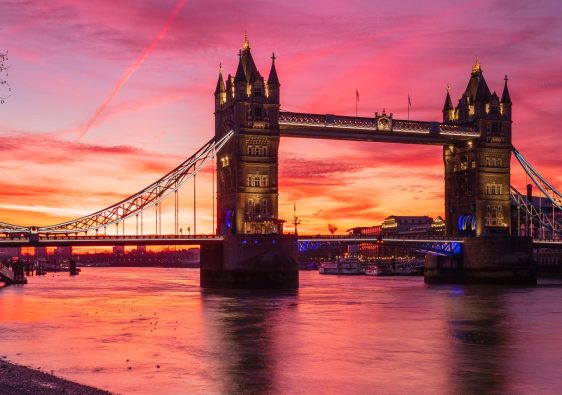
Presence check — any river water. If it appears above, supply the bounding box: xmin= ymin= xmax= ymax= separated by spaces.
xmin=1 ymin=268 xmax=561 ymax=394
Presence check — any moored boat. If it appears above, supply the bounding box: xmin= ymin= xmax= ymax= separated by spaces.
xmin=365 ymin=265 xmax=393 ymax=276
xmin=319 ymin=257 xmax=365 ymax=275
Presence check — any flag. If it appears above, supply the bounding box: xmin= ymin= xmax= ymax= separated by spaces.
xmin=356 ymin=89 xmax=360 ymax=102
xmin=408 ymin=93 xmax=412 ymax=108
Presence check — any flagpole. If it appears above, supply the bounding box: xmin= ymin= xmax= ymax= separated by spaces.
xmin=355 ymin=91 xmax=358 ymax=117
xmin=407 ymin=93 xmax=410 ymax=120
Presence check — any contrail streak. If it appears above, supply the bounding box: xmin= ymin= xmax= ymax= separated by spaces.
xmin=75 ymin=0 xmax=186 ymax=141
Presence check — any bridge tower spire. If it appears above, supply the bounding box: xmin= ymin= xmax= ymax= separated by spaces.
xmin=443 ymin=61 xmax=513 ymax=237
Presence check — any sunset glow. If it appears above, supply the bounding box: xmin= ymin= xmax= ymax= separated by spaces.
xmin=1 ymin=0 xmax=561 ymax=235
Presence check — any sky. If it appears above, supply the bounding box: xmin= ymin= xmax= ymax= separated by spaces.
xmin=0 ymin=0 xmax=561 ymax=235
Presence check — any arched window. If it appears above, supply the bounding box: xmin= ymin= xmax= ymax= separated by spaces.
xmin=261 ymin=199 xmax=268 ymax=214
xmin=247 ymin=199 xmax=254 ymax=214
xmin=248 ymin=145 xmax=254 ymax=156
xmin=262 ymin=176 xmax=268 ymax=187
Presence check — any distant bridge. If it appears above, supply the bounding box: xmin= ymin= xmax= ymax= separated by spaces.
xmin=0 ymin=233 xmax=559 ymax=251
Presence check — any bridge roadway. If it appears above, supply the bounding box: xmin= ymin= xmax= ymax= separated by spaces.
xmin=1 ymin=234 xmax=559 ymax=248
xmin=278 ymin=111 xmax=480 ymax=144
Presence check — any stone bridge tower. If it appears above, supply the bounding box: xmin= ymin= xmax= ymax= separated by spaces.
xmin=214 ymin=36 xmax=282 ymax=236
xmin=443 ymin=61 xmax=513 ymax=237
xmin=203 ymin=36 xmax=297 ymax=289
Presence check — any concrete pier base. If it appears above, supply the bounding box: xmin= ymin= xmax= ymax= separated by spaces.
xmin=425 ymin=236 xmax=536 ymax=285
xmin=200 ymin=235 xmax=299 ymax=289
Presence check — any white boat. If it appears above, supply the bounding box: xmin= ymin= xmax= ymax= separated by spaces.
xmin=319 ymin=257 xmax=365 ymax=275
xmin=365 ymin=265 xmax=392 ymax=276
xmin=365 ymin=266 xmax=381 ymax=276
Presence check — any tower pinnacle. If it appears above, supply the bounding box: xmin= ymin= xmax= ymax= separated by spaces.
xmin=268 ymin=52 xmax=280 ymax=86
xmin=501 ymin=74 xmax=511 ymax=104
xmin=472 ymin=56 xmax=481 ymax=74
xmin=243 ymin=31 xmax=250 ymax=50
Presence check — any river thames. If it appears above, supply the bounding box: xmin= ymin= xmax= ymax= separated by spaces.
xmin=1 ymin=268 xmax=561 ymax=394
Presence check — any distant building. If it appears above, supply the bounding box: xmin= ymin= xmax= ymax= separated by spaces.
xmin=347 ymin=215 xmax=446 ymax=257
xmin=381 ymin=216 xmax=434 ymax=237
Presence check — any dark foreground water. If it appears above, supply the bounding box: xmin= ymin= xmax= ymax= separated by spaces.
xmin=1 ymin=268 xmax=561 ymax=394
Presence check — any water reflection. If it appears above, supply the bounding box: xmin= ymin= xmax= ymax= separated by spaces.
xmin=445 ymin=287 xmax=510 ymax=394
xmin=201 ymin=290 xmax=296 ymax=394
xmin=1 ymin=270 xmax=562 ymax=394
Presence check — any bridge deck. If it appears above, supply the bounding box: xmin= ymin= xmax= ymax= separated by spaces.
xmin=0 ymin=235 xmax=223 ymax=247
xmin=279 ymin=111 xmax=479 ymax=144
xmin=0 ymin=234 xmax=559 ymax=248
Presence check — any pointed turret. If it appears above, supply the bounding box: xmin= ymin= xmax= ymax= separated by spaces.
xmin=215 ymin=64 xmax=226 ymax=95
xmin=267 ymin=52 xmax=279 ymax=85
xmin=464 ymin=58 xmax=490 ymax=103
xmin=442 ymin=85 xmax=454 ymax=122
xmin=214 ymin=64 xmax=226 ymax=108
xmin=501 ymin=75 xmax=511 ymax=104
xmin=443 ymin=89 xmax=453 ymax=112
xmin=501 ymin=75 xmax=512 ymax=120
xmin=267 ymin=52 xmax=280 ymax=103
xmin=234 ymin=34 xmax=262 ymax=83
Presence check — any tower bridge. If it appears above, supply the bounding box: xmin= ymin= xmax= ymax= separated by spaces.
xmin=2 ymin=36 xmax=561 ymax=287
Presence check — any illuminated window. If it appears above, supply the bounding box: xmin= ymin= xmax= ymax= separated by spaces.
xmin=261 ymin=176 xmax=268 ymax=187
xmin=485 ymin=157 xmax=502 ymax=167
xmin=485 ymin=205 xmax=502 ymax=226
xmin=247 ymin=199 xmax=254 ymax=214
xmin=485 ymin=183 xmax=502 ymax=195
xmin=247 ymin=176 xmax=256 ymax=187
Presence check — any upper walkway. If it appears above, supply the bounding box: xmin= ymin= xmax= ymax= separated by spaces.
xmin=278 ymin=111 xmax=479 ymax=145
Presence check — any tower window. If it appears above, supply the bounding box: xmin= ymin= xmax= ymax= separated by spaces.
xmin=254 ymin=86 xmax=263 ymax=97
xmin=485 ymin=205 xmax=503 ymax=226
xmin=254 ymin=106 xmax=263 ymax=118
xmin=485 ymin=157 xmax=502 ymax=167
xmin=485 ymin=183 xmax=502 ymax=195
